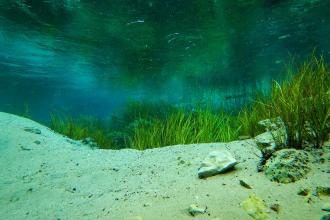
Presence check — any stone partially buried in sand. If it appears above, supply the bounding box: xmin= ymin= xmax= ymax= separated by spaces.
xmin=242 ymin=193 xmax=270 ymax=220
xmin=198 ymin=150 xmax=237 ymax=178
xmin=264 ymin=149 xmax=310 ymax=183
xmin=187 ymin=204 xmax=207 ymax=216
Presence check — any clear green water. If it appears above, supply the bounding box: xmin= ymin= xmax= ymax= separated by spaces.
xmin=0 ymin=0 xmax=329 ymax=121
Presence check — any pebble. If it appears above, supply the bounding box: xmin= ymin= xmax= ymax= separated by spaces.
xmin=24 ymin=127 xmax=41 ymax=134
xmin=270 ymin=204 xmax=280 ymax=213
xmin=297 ymin=188 xmax=309 ymax=196
xmin=239 ymin=180 xmax=252 ymax=189
xmin=188 ymin=204 xmax=207 ymax=216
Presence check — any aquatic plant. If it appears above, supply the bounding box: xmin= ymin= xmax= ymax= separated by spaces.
xmin=121 ymin=101 xmax=176 ymax=125
xmin=50 ymin=113 xmax=112 ymax=148
xmin=48 ymin=55 xmax=329 ymax=150
xmin=20 ymin=104 xmax=32 ymax=119
xmin=130 ymin=108 xmax=240 ymax=150
xmin=238 ymin=95 xmax=269 ymax=137
xmin=241 ymin=55 xmax=330 ymax=148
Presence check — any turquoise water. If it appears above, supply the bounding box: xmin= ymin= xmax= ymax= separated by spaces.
xmin=0 ymin=0 xmax=329 ymax=121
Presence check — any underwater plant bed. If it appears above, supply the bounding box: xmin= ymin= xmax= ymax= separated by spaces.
xmin=47 ymin=55 xmax=330 ymax=151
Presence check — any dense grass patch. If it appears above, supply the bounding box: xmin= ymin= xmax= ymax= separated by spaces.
xmin=130 ymin=109 xmax=239 ymax=150
xmin=48 ymin=55 xmax=329 ymax=150
xmin=239 ymin=55 xmax=330 ymax=148
xmin=49 ymin=106 xmax=239 ymax=149
xmin=50 ymin=114 xmax=114 ymax=148
xmin=49 ymin=102 xmax=176 ymax=149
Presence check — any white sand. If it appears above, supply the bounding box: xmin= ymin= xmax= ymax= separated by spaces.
xmin=0 ymin=112 xmax=329 ymax=220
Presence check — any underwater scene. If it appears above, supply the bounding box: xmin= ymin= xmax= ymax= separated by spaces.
xmin=0 ymin=0 xmax=329 ymax=219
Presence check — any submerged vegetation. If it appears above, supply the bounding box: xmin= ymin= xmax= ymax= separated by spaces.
xmin=49 ymin=55 xmax=329 ymax=150
xmin=239 ymin=55 xmax=330 ymax=148
xmin=50 ymin=114 xmax=112 ymax=148
xmin=130 ymin=109 xmax=239 ymax=149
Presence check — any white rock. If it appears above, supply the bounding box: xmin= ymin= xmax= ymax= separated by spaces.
xmin=188 ymin=204 xmax=207 ymax=216
xmin=198 ymin=150 xmax=238 ymax=178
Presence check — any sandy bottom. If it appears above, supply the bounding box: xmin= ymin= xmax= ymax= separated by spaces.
xmin=0 ymin=112 xmax=329 ymax=220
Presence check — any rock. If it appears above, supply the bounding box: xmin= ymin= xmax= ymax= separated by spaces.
xmin=242 ymin=193 xmax=269 ymax=220
xmin=20 ymin=146 xmax=31 ymax=151
xmin=304 ymin=195 xmax=313 ymax=203
xmin=254 ymin=130 xmax=287 ymax=150
xmin=297 ymin=188 xmax=310 ymax=196
xmin=321 ymin=214 xmax=330 ymax=220
xmin=82 ymin=137 xmax=93 ymax=144
xmin=269 ymin=203 xmax=280 ymax=213
xmin=321 ymin=203 xmax=330 ymax=212
xmin=34 ymin=140 xmax=41 ymax=145
xmin=315 ymin=186 xmax=330 ymax=197
xmin=307 ymin=147 xmax=325 ymax=161
xmin=188 ymin=204 xmax=207 ymax=216
xmin=264 ymin=149 xmax=310 ymax=183
xmin=255 ymin=117 xmax=287 ymax=150
xmin=258 ymin=117 xmax=285 ymax=131
xmin=239 ymin=180 xmax=252 ymax=189
xmin=255 ymin=132 xmax=276 ymax=149
xmin=24 ymin=127 xmax=41 ymax=134
xmin=81 ymin=137 xmax=98 ymax=148
xmin=143 ymin=203 xmax=151 ymax=207
xmin=257 ymin=147 xmax=275 ymax=172
xmin=198 ymin=150 xmax=238 ymax=178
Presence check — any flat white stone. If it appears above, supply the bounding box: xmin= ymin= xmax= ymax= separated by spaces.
xmin=198 ymin=150 xmax=238 ymax=178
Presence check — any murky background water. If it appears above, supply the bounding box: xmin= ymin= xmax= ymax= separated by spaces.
xmin=0 ymin=0 xmax=329 ymax=121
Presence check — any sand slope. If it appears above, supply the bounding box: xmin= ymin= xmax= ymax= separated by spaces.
xmin=0 ymin=112 xmax=328 ymax=220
